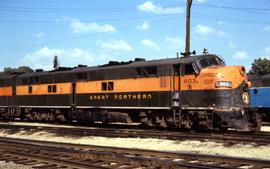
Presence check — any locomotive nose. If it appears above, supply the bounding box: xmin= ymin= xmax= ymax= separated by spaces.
xmin=212 ymin=66 xmax=251 ymax=105
xmin=213 ymin=66 xmax=249 ymax=89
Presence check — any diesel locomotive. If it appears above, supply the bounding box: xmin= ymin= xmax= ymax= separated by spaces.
xmin=0 ymin=54 xmax=261 ymax=131
xmin=249 ymin=74 xmax=270 ymax=122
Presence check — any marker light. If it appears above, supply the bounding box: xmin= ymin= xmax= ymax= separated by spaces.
xmin=240 ymin=67 xmax=246 ymax=77
xmin=215 ymin=81 xmax=232 ymax=88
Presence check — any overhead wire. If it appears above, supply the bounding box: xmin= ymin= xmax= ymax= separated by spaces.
xmin=0 ymin=14 xmax=179 ymax=24
xmin=0 ymin=5 xmax=131 ymax=11
xmin=0 ymin=15 xmax=181 ymax=53
xmin=192 ymin=12 xmax=270 ymax=25
xmin=196 ymin=3 xmax=270 ymax=12
xmin=190 ymin=2 xmax=270 ymax=24
xmin=0 ymin=2 xmax=184 ymax=14
xmin=0 ymin=8 xmax=131 ymax=14
xmin=0 ymin=1 xmax=269 ymax=53
xmin=193 ymin=2 xmax=270 ymax=15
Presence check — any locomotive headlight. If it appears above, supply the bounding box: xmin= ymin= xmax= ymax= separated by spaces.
xmin=215 ymin=81 xmax=232 ymax=88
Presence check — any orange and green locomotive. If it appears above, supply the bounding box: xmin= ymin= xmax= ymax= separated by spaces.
xmin=0 ymin=54 xmax=261 ymax=131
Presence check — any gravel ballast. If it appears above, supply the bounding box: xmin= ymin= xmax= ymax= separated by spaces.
xmin=0 ymin=161 xmax=31 ymax=169
xmin=0 ymin=127 xmax=269 ymax=161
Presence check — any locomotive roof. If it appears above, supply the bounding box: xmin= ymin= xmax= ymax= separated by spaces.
xmin=0 ymin=73 xmax=18 ymax=79
xmin=4 ymin=54 xmax=218 ymax=78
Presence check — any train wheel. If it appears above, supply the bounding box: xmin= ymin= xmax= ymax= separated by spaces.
xmin=48 ymin=112 xmax=55 ymax=122
xmin=212 ymin=113 xmax=228 ymax=131
xmin=253 ymin=113 xmax=262 ymax=132
xmin=246 ymin=112 xmax=262 ymax=132
xmin=139 ymin=111 xmax=153 ymax=128
xmin=3 ymin=113 xmax=10 ymax=121
xmin=31 ymin=112 xmax=38 ymax=121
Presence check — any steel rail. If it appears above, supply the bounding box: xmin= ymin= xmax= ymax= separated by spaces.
xmin=0 ymin=137 xmax=269 ymax=169
xmin=0 ymin=123 xmax=269 ymax=145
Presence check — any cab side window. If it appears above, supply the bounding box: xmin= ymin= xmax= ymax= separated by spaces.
xmin=173 ymin=65 xmax=180 ymax=76
xmin=184 ymin=64 xmax=196 ymax=75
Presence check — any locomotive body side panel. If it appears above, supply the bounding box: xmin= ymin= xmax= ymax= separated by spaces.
xmin=12 ymin=76 xmax=173 ymax=109
xmin=249 ymin=74 xmax=270 ymax=122
xmin=16 ymin=83 xmax=71 ymax=107
xmin=250 ymin=87 xmax=270 ymax=108
xmin=76 ymin=76 xmax=172 ymax=108
xmin=0 ymin=86 xmax=12 ymax=106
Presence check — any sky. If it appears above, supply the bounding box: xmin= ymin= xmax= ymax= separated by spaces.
xmin=0 ymin=0 xmax=269 ymax=71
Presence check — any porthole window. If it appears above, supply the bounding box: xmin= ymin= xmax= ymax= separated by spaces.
xmin=253 ymin=89 xmax=258 ymax=94
xmin=53 ymin=85 xmax=57 ymax=93
xmin=48 ymin=85 xmax=57 ymax=93
xmin=48 ymin=85 xmax=52 ymax=93
xmin=101 ymin=82 xmax=107 ymax=91
xmin=101 ymin=82 xmax=114 ymax=91
xmin=108 ymin=82 xmax=114 ymax=91
xmin=28 ymin=86 xmax=32 ymax=94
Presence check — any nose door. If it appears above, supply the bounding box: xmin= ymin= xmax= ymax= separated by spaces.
xmin=179 ymin=63 xmax=199 ymax=107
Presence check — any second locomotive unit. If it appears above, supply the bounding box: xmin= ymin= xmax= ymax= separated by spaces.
xmin=0 ymin=53 xmax=261 ymax=131
xmin=249 ymin=74 xmax=270 ymax=122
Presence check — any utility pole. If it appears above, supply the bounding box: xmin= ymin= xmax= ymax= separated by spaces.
xmin=184 ymin=0 xmax=193 ymax=57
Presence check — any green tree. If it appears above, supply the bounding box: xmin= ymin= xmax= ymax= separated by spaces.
xmin=18 ymin=66 xmax=34 ymax=73
xmin=0 ymin=66 xmax=33 ymax=75
xmin=3 ymin=67 xmax=14 ymax=74
xmin=249 ymin=58 xmax=270 ymax=75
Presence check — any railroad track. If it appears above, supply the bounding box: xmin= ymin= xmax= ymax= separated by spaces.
xmin=0 ymin=137 xmax=270 ymax=169
xmin=0 ymin=122 xmax=269 ymax=145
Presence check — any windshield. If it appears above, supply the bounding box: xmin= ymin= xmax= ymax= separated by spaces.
xmin=199 ymin=57 xmax=225 ymax=68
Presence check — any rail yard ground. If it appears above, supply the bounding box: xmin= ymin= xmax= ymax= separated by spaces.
xmin=0 ymin=122 xmax=269 ymax=162
xmin=0 ymin=161 xmax=30 ymax=169
xmin=261 ymin=126 xmax=270 ymax=132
